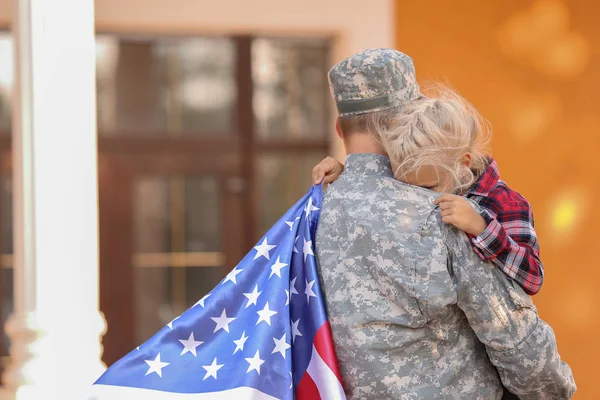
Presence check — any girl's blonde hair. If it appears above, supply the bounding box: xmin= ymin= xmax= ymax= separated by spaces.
xmin=377 ymin=84 xmax=491 ymax=193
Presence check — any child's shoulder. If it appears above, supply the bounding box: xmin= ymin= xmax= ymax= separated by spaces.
xmin=489 ymin=180 xmax=531 ymax=207
xmin=476 ymin=180 xmax=534 ymax=224
xmin=470 ymin=157 xmax=533 ymax=213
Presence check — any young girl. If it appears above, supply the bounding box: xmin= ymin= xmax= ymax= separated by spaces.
xmin=312 ymin=87 xmax=544 ymax=295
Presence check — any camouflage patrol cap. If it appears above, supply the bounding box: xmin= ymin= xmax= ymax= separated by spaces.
xmin=328 ymin=48 xmax=421 ymax=117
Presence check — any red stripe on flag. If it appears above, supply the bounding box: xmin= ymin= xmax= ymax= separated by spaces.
xmin=313 ymin=322 xmax=344 ymax=384
xmin=297 ymin=372 xmax=321 ymax=400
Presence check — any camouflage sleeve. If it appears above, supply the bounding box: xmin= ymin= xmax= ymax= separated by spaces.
xmin=445 ymin=227 xmax=576 ymax=399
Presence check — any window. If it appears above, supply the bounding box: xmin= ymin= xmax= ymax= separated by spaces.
xmin=253 ymin=38 xmax=330 ymax=140
xmin=96 ymin=36 xmax=237 ymax=135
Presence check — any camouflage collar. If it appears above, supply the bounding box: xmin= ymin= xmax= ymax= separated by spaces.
xmin=343 ymin=154 xmax=393 ymax=177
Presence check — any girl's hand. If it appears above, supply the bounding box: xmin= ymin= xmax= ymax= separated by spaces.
xmin=434 ymin=194 xmax=488 ymax=236
xmin=312 ymin=156 xmax=344 ymax=185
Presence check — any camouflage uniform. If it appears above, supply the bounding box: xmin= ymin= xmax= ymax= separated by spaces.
xmin=315 ymin=49 xmax=576 ymax=399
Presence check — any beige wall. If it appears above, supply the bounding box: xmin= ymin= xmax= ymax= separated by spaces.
xmin=396 ymin=1 xmax=598 ymax=398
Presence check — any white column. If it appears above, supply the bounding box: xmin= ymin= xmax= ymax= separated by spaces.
xmin=1 ymin=0 xmax=106 ymax=399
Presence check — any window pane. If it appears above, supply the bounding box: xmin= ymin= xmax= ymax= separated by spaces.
xmin=134 ymin=177 xmax=171 ymax=253
xmin=185 ymin=177 xmax=220 ymax=252
xmin=96 ymin=37 xmax=167 ymax=135
xmin=253 ymin=38 xmax=330 ymax=140
xmin=257 ymin=152 xmax=326 ymax=237
xmin=133 ymin=175 xmax=222 ymax=254
xmin=0 ymin=33 xmax=13 ymax=134
xmin=133 ymin=266 xmax=171 ymax=344
xmin=175 ymin=38 xmax=236 ymax=134
xmin=96 ymin=36 xmax=236 ymax=136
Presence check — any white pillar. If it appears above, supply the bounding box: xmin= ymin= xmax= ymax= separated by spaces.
xmin=1 ymin=0 xmax=106 ymax=399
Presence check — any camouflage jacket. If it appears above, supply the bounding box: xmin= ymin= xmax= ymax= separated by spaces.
xmin=315 ymin=154 xmax=575 ymax=400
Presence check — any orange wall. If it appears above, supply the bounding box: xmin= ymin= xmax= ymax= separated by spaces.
xmin=395 ymin=1 xmax=599 ymax=398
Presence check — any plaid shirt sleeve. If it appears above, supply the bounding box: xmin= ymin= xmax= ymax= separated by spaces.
xmin=470 ymin=188 xmax=544 ymax=295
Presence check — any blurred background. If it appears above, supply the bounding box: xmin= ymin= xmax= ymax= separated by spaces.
xmin=0 ymin=0 xmax=597 ymax=398
xmin=395 ymin=2 xmax=599 ymax=399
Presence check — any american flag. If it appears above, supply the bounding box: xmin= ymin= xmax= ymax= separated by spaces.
xmin=89 ymin=185 xmax=346 ymax=400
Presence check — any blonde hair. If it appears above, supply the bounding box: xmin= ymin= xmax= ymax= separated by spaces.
xmin=377 ymin=85 xmax=491 ymax=193
xmin=338 ymin=106 xmax=402 ymax=136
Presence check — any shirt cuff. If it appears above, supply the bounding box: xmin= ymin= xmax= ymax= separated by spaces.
xmin=471 ymin=210 xmax=509 ymax=259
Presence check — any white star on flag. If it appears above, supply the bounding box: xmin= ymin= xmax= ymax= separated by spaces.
xmin=167 ymin=316 xmax=180 ymax=330
xmin=245 ymin=350 xmax=265 ymax=375
xmin=211 ymin=309 xmax=236 ymax=333
xmin=178 ymin=332 xmax=203 ymax=357
xmin=194 ymin=293 xmax=210 ymax=308
xmin=202 ymin=357 xmax=224 ymax=381
xmin=256 ymin=302 xmax=278 ymax=326
xmin=305 ymin=279 xmax=317 ymax=304
xmin=285 ymin=217 xmax=300 ymax=231
xmin=293 ymin=236 xmax=300 ymax=254
xmin=304 ymin=197 xmax=320 ymax=219
xmin=243 ymin=285 xmax=262 ymax=308
xmin=291 ymin=319 xmax=303 ymax=343
xmin=303 ymin=238 xmax=314 ymax=262
xmin=222 ymin=266 xmax=243 ymax=285
xmin=290 ymin=277 xmax=299 ymax=296
xmin=144 ymin=353 xmax=169 ymax=377
xmin=269 ymin=257 xmax=288 ymax=279
xmin=285 ymin=289 xmax=290 ymax=306
xmin=233 ymin=331 xmax=249 ymax=355
xmin=253 ymin=238 xmax=276 ymax=260
xmin=272 ymin=333 xmax=291 ymax=359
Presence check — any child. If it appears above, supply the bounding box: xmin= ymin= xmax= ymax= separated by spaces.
xmin=312 ymin=87 xmax=544 ymax=295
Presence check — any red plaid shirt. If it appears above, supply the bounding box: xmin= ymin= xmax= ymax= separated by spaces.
xmin=465 ymin=158 xmax=544 ymax=295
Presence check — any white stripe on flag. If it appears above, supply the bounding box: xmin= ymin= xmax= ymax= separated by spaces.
xmin=306 ymin=345 xmax=346 ymax=400
xmin=88 ymin=385 xmax=279 ymax=400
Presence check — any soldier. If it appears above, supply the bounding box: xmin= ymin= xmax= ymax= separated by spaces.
xmin=314 ymin=48 xmax=576 ymax=399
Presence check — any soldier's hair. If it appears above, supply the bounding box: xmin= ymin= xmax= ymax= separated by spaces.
xmin=337 ymin=106 xmax=402 ymax=138
xmin=377 ymin=84 xmax=491 ymax=194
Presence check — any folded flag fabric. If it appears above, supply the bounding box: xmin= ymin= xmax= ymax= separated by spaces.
xmin=89 ymin=184 xmax=346 ymax=400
